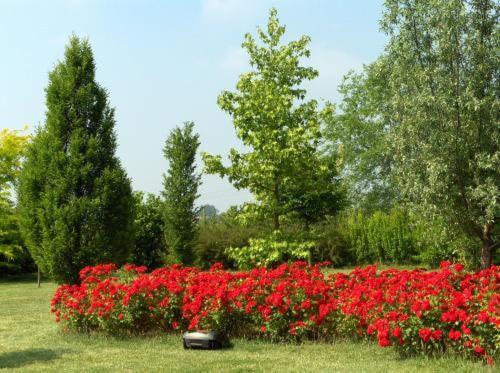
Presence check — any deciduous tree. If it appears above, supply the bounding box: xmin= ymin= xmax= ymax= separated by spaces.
xmin=335 ymin=0 xmax=499 ymax=268
xmin=0 ymin=128 xmax=30 ymax=272
xmin=203 ymin=8 xmax=342 ymax=230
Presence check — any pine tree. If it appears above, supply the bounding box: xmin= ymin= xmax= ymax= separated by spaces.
xmin=162 ymin=122 xmax=201 ymax=265
xmin=18 ymin=36 xmax=134 ymax=283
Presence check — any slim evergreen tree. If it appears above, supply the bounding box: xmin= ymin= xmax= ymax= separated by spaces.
xmin=18 ymin=36 xmax=134 ymax=283
xmin=162 ymin=122 xmax=201 ymax=265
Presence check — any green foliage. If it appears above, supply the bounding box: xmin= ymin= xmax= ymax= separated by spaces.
xmin=330 ymin=0 xmax=499 ymax=268
xmin=380 ymin=0 xmax=499 ymax=267
xmin=195 ymin=205 xmax=270 ymax=268
xmin=0 ymin=128 xmax=32 ymax=273
xmin=203 ymin=8 xmax=343 ymax=229
xmin=0 ymin=193 xmax=34 ymax=275
xmin=342 ymin=208 xmax=416 ymax=264
xmin=310 ymin=208 xmax=475 ymax=268
xmin=308 ymin=217 xmax=355 ymax=267
xmin=326 ymin=62 xmax=397 ymax=212
xmin=162 ymin=122 xmax=201 ymax=265
xmin=129 ymin=191 xmax=164 ymax=269
xmin=17 ymin=36 xmax=134 ymax=283
xmin=0 ymin=128 xmax=30 ymax=188
xmin=195 ymin=204 xmax=474 ymax=269
xmin=0 ymin=195 xmax=18 ymax=260
xmin=226 ymin=231 xmax=313 ymax=269
xmin=411 ymin=213 xmax=479 ymax=269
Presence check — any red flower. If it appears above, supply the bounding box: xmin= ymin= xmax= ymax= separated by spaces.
xmin=301 ymin=299 xmax=312 ymax=310
xmin=448 ymin=329 xmax=462 ymax=341
xmin=419 ymin=328 xmax=432 ymax=342
xmin=474 ymin=346 xmax=485 ymax=355
xmin=378 ymin=337 xmax=391 ymax=347
xmin=431 ymin=329 xmax=442 ymax=340
xmin=392 ymin=327 xmax=402 ymax=338
xmin=477 ymin=311 xmax=489 ymax=323
xmin=440 ymin=261 xmax=451 ymax=269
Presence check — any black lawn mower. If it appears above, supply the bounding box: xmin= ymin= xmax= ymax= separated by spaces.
xmin=182 ymin=330 xmax=230 ymax=350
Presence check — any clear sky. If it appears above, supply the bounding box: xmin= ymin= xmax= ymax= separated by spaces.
xmin=0 ymin=0 xmax=386 ymax=212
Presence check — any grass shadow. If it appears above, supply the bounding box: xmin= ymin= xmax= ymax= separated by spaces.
xmin=0 ymin=348 xmax=71 ymax=369
xmin=0 ymin=272 xmax=47 ymax=284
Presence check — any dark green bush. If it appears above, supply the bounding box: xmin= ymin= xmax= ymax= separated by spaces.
xmin=0 ymin=194 xmax=35 ymax=276
xmin=193 ymin=203 xmax=478 ymax=269
xmin=129 ymin=192 xmax=165 ymax=269
xmin=338 ymin=208 xmax=416 ymax=264
xmin=309 ymin=218 xmax=354 ymax=267
xmin=411 ymin=214 xmax=479 ymax=269
xmin=195 ymin=207 xmax=270 ymax=269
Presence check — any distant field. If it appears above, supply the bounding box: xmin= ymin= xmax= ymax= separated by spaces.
xmin=0 ymin=275 xmax=493 ymax=373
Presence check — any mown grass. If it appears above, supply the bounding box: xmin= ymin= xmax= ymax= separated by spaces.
xmin=323 ymin=263 xmax=429 ymax=275
xmin=0 ymin=276 xmax=493 ymax=372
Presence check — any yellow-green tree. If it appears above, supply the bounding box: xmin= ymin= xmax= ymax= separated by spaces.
xmin=0 ymin=127 xmax=30 ymax=189
xmin=203 ymin=9 xmax=343 ymax=230
xmin=0 ymin=128 xmax=30 ymax=268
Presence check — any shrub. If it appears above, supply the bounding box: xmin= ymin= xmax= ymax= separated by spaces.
xmin=0 ymin=193 xmax=35 ymax=276
xmin=322 ymin=208 xmax=481 ymax=269
xmin=51 ymin=262 xmax=498 ymax=364
xmin=411 ymin=213 xmax=479 ymax=269
xmin=225 ymin=231 xmax=314 ymax=269
xmin=309 ymin=217 xmax=354 ymax=267
xmin=129 ymin=192 xmax=164 ymax=269
xmin=195 ymin=206 xmax=270 ymax=269
xmin=343 ymin=208 xmax=416 ymax=264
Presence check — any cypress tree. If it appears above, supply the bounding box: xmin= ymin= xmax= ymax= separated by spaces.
xmin=162 ymin=122 xmax=201 ymax=265
xmin=18 ymin=36 xmax=134 ymax=283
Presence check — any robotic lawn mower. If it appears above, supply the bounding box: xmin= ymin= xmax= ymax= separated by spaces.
xmin=182 ymin=330 xmax=230 ymax=350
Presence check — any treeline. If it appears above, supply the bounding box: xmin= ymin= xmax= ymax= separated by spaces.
xmin=1 ymin=2 xmax=498 ymax=282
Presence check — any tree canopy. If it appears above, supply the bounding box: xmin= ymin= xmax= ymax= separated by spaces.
xmin=332 ymin=0 xmax=499 ymax=267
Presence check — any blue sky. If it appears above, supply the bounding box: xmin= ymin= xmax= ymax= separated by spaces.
xmin=0 ymin=0 xmax=386 ymax=211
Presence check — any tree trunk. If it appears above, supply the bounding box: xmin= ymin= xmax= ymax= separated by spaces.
xmin=273 ymin=213 xmax=280 ymax=231
xmin=37 ymin=266 xmax=41 ymax=288
xmin=273 ymin=182 xmax=280 ymax=231
xmin=481 ymin=223 xmax=492 ymax=269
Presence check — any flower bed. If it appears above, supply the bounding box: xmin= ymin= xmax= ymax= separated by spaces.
xmin=51 ymin=262 xmax=499 ymax=363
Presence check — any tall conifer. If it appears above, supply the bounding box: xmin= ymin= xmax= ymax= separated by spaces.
xmin=18 ymin=36 xmax=134 ymax=283
xmin=162 ymin=122 xmax=201 ymax=265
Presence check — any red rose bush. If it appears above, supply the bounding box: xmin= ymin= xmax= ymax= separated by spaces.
xmin=51 ymin=261 xmax=499 ymax=363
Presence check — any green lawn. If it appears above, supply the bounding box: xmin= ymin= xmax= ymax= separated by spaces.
xmin=0 ymin=276 xmax=493 ymax=372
